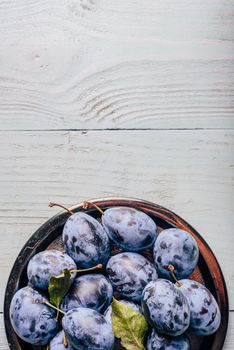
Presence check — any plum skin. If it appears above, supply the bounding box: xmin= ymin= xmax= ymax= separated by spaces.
xmin=50 ymin=330 xmax=74 ymax=350
xmin=102 ymin=207 xmax=157 ymax=251
xmin=106 ymin=252 xmax=158 ymax=302
xmin=9 ymin=286 xmax=59 ymax=345
xmin=142 ymin=279 xmax=190 ymax=337
xmin=61 ymin=273 xmax=113 ymax=313
xmin=153 ymin=228 xmax=199 ymax=280
xmin=147 ymin=328 xmax=191 ymax=350
xmin=62 ymin=212 xmax=110 ymax=268
xmin=62 ymin=307 xmax=115 ymax=350
xmin=27 ymin=249 xmax=77 ymax=290
xmin=177 ymin=279 xmax=221 ymax=336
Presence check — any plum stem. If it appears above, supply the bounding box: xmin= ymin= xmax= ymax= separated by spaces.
xmin=52 ymin=264 xmax=103 ymax=279
xmin=56 ymin=308 xmax=60 ymax=321
xmin=83 ymin=201 xmax=105 ymax=215
xmin=70 ymin=263 xmax=103 ymax=273
xmin=63 ymin=334 xmax=68 ymax=348
xmin=168 ymin=265 xmax=183 ymax=287
xmin=43 ymin=301 xmax=65 ymax=315
xmin=48 ymin=202 xmax=74 ymax=215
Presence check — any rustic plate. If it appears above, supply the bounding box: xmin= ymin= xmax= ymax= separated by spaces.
xmin=4 ymin=197 xmax=229 ymax=350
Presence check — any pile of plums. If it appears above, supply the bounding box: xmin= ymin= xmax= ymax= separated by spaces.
xmin=9 ymin=204 xmax=221 ymax=349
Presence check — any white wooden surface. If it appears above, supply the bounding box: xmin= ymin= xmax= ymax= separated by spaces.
xmin=1 ymin=0 xmax=234 ymax=130
xmin=0 ymin=1 xmax=233 ymax=349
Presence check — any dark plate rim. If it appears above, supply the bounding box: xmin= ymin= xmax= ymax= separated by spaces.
xmin=4 ymin=197 xmax=229 ymax=350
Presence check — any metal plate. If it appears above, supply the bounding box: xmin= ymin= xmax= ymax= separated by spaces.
xmin=4 ymin=197 xmax=229 ymax=350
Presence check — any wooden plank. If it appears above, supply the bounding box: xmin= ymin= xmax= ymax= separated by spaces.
xmin=0 ymin=315 xmax=8 ymax=350
xmin=0 ymin=1 xmax=234 ymax=130
xmin=0 ymin=130 xmax=233 ymax=311
xmin=0 ymin=312 xmax=234 ymax=349
xmin=224 ymin=312 xmax=234 ymax=350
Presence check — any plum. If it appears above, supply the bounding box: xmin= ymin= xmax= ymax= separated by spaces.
xmin=102 ymin=207 xmax=157 ymax=251
xmin=153 ymin=228 xmax=199 ymax=280
xmin=106 ymin=252 xmax=158 ymax=302
xmin=176 ymin=279 xmax=221 ymax=336
xmin=50 ymin=330 xmax=74 ymax=350
xmin=62 ymin=212 xmax=110 ymax=268
xmin=147 ymin=328 xmax=190 ymax=349
xmin=62 ymin=307 xmax=115 ymax=350
xmin=9 ymin=286 xmax=59 ymax=345
xmin=27 ymin=249 xmax=77 ymax=290
xmin=142 ymin=279 xmax=190 ymax=336
xmin=61 ymin=273 xmax=113 ymax=313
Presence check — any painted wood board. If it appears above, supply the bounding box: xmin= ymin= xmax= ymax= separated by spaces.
xmin=0 ymin=0 xmax=234 ymax=130
xmin=0 ymin=130 xmax=233 ymax=311
xmin=0 ymin=2 xmax=233 ymax=349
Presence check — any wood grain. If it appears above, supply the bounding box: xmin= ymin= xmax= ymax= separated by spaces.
xmin=0 ymin=1 xmax=233 ymax=348
xmin=0 ymin=130 xmax=233 ymax=311
xmin=0 ymin=0 xmax=234 ymax=130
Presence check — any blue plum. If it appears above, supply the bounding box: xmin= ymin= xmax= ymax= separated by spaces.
xmin=61 ymin=273 xmax=113 ymax=313
xmin=62 ymin=212 xmax=110 ymax=268
xmin=142 ymin=279 xmax=190 ymax=336
xmin=102 ymin=207 xmax=157 ymax=251
xmin=153 ymin=228 xmax=199 ymax=280
xmin=9 ymin=286 xmax=59 ymax=345
xmin=62 ymin=307 xmax=115 ymax=350
xmin=104 ymin=299 xmax=142 ymax=324
xmin=27 ymin=249 xmax=77 ymax=290
xmin=106 ymin=252 xmax=158 ymax=302
xmin=50 ymin=330 xmax=74 ymax=350
xmin=147 ymin=329 xmax=190 ymax=350
xmin=176 ymin=279 xmax=221 ymax=336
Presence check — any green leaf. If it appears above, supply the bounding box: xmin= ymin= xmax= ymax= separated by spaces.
xmin=48 ymin=268 xmax=72 ymax=317
xmin=111 ymin=298 xmax=149 ymax=350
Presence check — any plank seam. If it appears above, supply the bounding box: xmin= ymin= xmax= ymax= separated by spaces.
xmin=0 ymin=128 xmax=234 ymax=132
